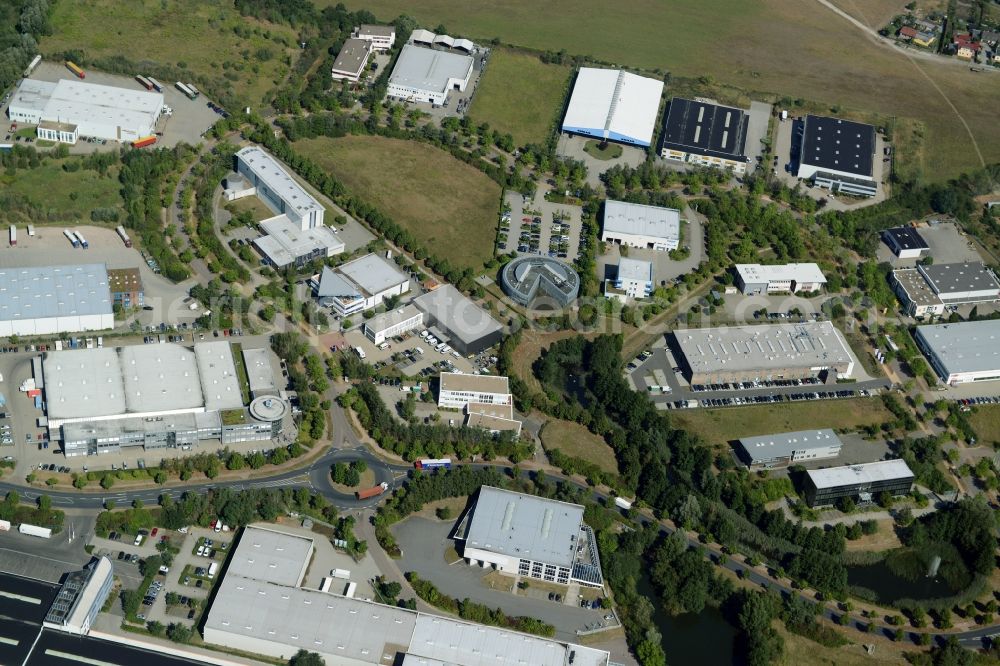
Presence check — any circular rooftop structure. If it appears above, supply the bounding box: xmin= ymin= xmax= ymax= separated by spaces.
xmin=500 ymin=256 xmax=580 ymax=308
xmin=249 ymin=395 xmax=290 ymax=422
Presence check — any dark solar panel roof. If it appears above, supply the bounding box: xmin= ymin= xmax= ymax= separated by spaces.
xmin=883 ymin=226 xmax=929 ymax=252
xmin=800 ymin=115 xmax=875 ymax=177
xmin=661 ymin=97 xmax=749 ymax=161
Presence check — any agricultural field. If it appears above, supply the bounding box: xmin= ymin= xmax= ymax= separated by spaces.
xmin=671 ymin=399 xmax=894 ymax=448
xmin=42 ymin=0 xmax=299 ymax=104
xmin=540 ymin=420 xmax=619 ymax=474
xmin=0 ymin=160 xmax=122 ymax=225
xmin=341 ymin=0 xmax=1000 ymax=180
xmin=293 ymin=135 xmax=501 ymax=270
xmin=827 ymin=0 xmax=909 ymax=28
xmin=468 ymin=48 xmax=572 ymax=147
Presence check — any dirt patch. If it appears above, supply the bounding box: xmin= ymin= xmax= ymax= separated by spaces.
xmin=844 ymin=519 xmax=903 ymax=552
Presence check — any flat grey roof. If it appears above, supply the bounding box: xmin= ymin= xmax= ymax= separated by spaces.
xmin=255 ymin=215 xmax=344 ymax=268
xmin=915 ymin=319 xmax=1000 ymax=376
xmin=226 ymin=525 xmax=314 ymax=588
xmin=463 ymin=486 xmax=584 ymax=568
xmin=12 ymin=79 xmax=162 ymax=136
xmin=918 ymin=262 xmax=1000 ymax=297
xmin=440 ymin=372 xmax=510 ymax=395
xmin=357 ymin=24 xmax=395 ymax=37
xmin=806 ymin=459 xmax=913 ymax=490
xmin=0 ymin=263 xmax=112 ymax=323
xmin=893 ymin=268 xmax=941 ymax=307
xmin=737 ymin=429 xmax=842 ymax=464
xmin=195 ymin=341 xmax=244 ymax=411
xmin=242 ymin=347 xmax=278 ymax=397
xmin=337 ymin=253 xmax=409 ymax=297
xmin=603 ymin=200 xmax=680 ymax=241
xmin=236 ymin=146 xmax=324 ymax=218
xmin=617 ymin=257 xmax=653 ymax=282
xmin=413 ymin=285 xmax=503 ymax=344
xmin=365 ymin=304 xmax=423 ymax=334
xmin=61 ymin=410 xmax=219 ymax=441
xmin=389 ymin=44 xmax=474 ymax=93
xmin=332 ymin=38 xmax=372 ymax=77
xmin=120 ymin=344 xmax=204 ymax=413
xmin=44 ymin=347 xmax=126 ymax=419
xmin=675 ymin=322 xmax=854 ymax=375
xmin=734 ymin=263 xmax=827 ymax=286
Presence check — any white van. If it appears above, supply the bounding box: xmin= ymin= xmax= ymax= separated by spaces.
xmin=354 ymin=346 xmax=366 ymax=360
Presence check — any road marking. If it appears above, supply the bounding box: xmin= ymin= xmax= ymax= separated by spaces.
xmin=0 ymin=635 xmax=18 ymax=646
xmin=0 ymin=589 xmax=42 ymax=604
xmin=44 ymin=650 xmax=119 ymax=666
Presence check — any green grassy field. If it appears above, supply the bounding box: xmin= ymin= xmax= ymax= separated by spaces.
xmin=540 ymin=420 xmax=619 ymax=474
xmin=967 ymin=405 xmax=1000 ymax=448
xmin=0 ymin=160 xmax=122 ymax=224
xmin=42 ymin=0 xmax=298 ymax=104
xmin=468 ymin=48 xmax=571 ymax=147
xmin=338 ymin=0 xmax=1000 ymax=180
xmin=671 ymin=399 xmax=894 ymax=448
xmin=293 ymin=135 xmax=501 ymax=270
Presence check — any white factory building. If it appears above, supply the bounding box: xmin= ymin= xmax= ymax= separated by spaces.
xmin=605 ymin=257 xmax=653 ymax=303
xmin=385 ymin=43 xmax=474 ymax=105
xmin=314 ymin=254 xmax=410 ymax=317
xmin=734 ymin=263 xmax=828 ymax=295
xmin=353 ymin=24 xmax=396 ymax=50
xmin=0 ymin=264 xmax=113 ymax=337
xmin=252 ymin=215 xmax=345 ymax=269
xmin=601 ymin=200 xmax=681 ymax=251
xmin=203 ymin=524 xmax=609 ymax=666
xmin=42 ymin=342 xmax=286 ymax=456
xmin=331 ymin=38 xmax=373 ymax=82
xmin=914 ymin=319 xmax=1000 ymax=385
xmin=363 ymin=304 xmax=423 ymax=344
xmin=8 ymin=78 xmax=162 ymax=144
xmin=233 ymin=146 xmax=324 ymax=230
xmin=561 ymin=67 xmax=664 ymax=147
xmin=735 ymin=429 xmax=843 ymax=469
xmin=455 ymin=486 xmax=605 ymax=588
xmin=438 ymin=372 xmax=512 ymax=410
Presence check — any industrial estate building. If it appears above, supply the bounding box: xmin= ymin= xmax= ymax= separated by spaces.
xmin=8 ymin=78 xmax=162 ymax=144
xmin=455 ymin=486 xmax=604 ymax=588
xmin=882 ymin=226 xmax=929 ymax=259
xmin=673 ymin=321 xmax=855 ymax=384
xmin=363 ymin=305 xmax=424 ymax=344
xmin=561 ymin=68 xmax=664 ymax=147
xmin=500 ymin=256 xmax=580 ymax=307
xmin=0 ymin=263 xmax=113 ymax=337
xmin=353 ymin=24 xmax=396 ymax=50
xmin=107 ymin=268 xmax=144 ymax=310
xmin=42 ymin=342 xmax=286 ymax=457
xmin=465 ymin=402 xmax=522 ymax=436
xmin=413 ymin=285 xmax=503 ymax=355
xmin=803 ymin=460 xmax=914 ymax=507
xmin=385 ymin=43 xmax=474 ymax=105
xmin=331 ymin=38 xmax=373 ymax=81
xmin=660 ymin=97 xmax=750 ymax=174
xmin=601 ymin=200 xmax=681 ymax=251
xmin=734 ymin=263 xmax=827 ymax=295
xmin=314 ymin=254 xmax=410 ymax=317
xmin=203 ymin=524 xmax=609 ymax=666
xmin=252 ymin=215 xmax=346 ymax=269
xmin=893 ymin=263 xmax=1000 ymax=317
xmin=795 ymin=115 xmax=877 ymax=196
xmin=43 ymin=557 xmax=114 ymax=636
xmin=438 ymin=372 xmax=511 ymax=410
xmin=605 ymin=257 xmax=654 ymax=303
xmin=410 ymin=29 xmax=476 ymax=52
xmin=233 ymin=146 xmax=324 ymax=230
xmin=735 ymin=429 xmax=843 ymax=469
xmin=914 ymin=319 xmax=1000 ymax=385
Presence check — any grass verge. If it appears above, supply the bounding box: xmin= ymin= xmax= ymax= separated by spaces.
xmin=540 ymin=420 xmax=619 ymax=474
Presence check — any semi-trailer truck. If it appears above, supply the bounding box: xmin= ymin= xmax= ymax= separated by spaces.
xmin=207 ymin=562 xmax=218 ymax=579
xmin=132 ymin=135 xmax=157 ymax=149
xmin=9 ymin=225 xmax=15 ymax=247
xmin=148 ymin=77 xmax=164 ymax=93
xmin=63 ymin=229 xmax=79 ymax=247
xmin=27 ymin=225 xmax=34 ymax=237
xmin=65 ymin=61 xmax=85 ymax=79
xmin=75 ymin=231 xmax=89 ymax=249
xmin=614 ymin=497 xmax=633 ymax=510
xmin=355 ymin=482 xmax=388 ymax=500
xmin=24 ymin=54 xmax=41 ymax=77
xmin=175 ymin=82 xmax=198 ymax=100
xmin=414 ymin=458 xmax=452 ymax=470
xmin=116 ymin=225 xmax=133 ymax=247
xmin=135 ymin=75 xmax=153 ymax=90
xmin=18 ymin=523 xmax=52 ymax=538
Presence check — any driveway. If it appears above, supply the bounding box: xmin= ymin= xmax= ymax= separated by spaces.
xmin=391 ymin=517 xmax=608 ymax=641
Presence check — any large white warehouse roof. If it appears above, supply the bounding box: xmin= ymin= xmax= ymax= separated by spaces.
xmin=603 ymin=200 xmax=680 ymax=242
xmin=235 ymin=146 xmax=324 ymax=221
xmin=9 ymin=78 xmax=162 ymax=138
xmin=561 ymin=68 xmax=664 ymax=147
xmin=389 ymin=44 xmax=474 ymax=96
xmin=0 ymin=263 xmax=112 ymax=329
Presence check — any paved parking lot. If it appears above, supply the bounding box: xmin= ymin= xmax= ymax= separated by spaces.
xmin=875 ymin=220 xmax=987 ymax=267
xmin=15 ymin=61 xmax=219 ymax=150
xmin=555 ymin=135 xmax=646 ymax=187
xmin=342 ymin=327 xmax=476 ymax=376
xmin=392 ymin=517 xmax=610 ymax=641
xmin=500 ymin=188 xmax=584 ymax=261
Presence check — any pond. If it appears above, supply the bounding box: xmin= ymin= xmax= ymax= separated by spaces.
xmin=847 ymin=547 xmax=970 ymax=604
xmin=638 ymin=572 xmax=739 ymax=665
